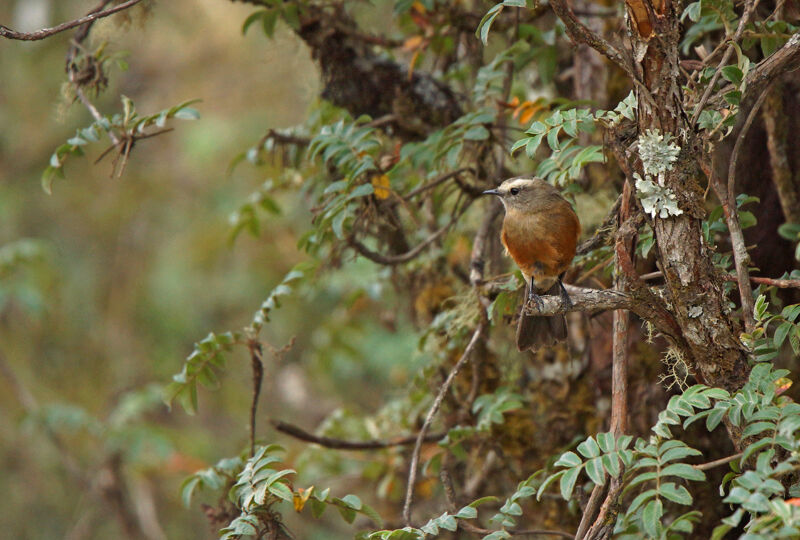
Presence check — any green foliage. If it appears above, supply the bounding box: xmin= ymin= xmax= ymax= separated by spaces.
xmin=475 ymin=0 xmax=532 ymax=46
xmin=164 ymin=265 xmax=308 ymax=414
xmin=532 ymin=366 xmax=800 ymax=538
xmin=241 ymin=0 xmax=306 ymax=37
xmin=182 ymin=444 xmax=383 ymax=539
xmin=368 ymin=505 xmax=480 ymax=539
xmin=743 ymin=295 xmax=800 ymax=363
xmin=41 ymin=97 xmax=200 ymax=193
xmin=511 ymin=108 xmax=604 ymax=186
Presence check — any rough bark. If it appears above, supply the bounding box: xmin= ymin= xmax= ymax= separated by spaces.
xmin=297 ymin=10 xmax=463 ymax=138
xmin=623 ymin=0 xmax=751 ymax=392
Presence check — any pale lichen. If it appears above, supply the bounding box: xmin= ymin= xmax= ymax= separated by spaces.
xmin=635 ymin=173 xmax=684 ymax=219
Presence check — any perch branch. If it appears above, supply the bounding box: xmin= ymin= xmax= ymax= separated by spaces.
xmin=0 ymin=0 xmax=144 ymax=41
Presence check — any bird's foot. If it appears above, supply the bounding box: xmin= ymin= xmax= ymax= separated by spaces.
xmin=525 ymin=291 xmax=544 ymax=314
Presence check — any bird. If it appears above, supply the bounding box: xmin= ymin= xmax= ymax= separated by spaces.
xmin=483 ymin=177 xmax=581 ymax=351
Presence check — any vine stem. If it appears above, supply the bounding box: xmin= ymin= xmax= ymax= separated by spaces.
xmin=402 ymin=324 xmax=485 ymax=525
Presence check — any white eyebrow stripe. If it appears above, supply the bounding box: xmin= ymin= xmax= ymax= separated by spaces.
xmin=504 ymin=178 xmax=534 ymax=190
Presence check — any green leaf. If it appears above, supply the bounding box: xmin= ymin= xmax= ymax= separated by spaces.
xmin=661 ymin=463 xmax=706 ymax=482
xmin=721 ymin=65 xmax=743 ymax=86
xmin=596 ymin=432 xmax=614 ymax=453
xmin=463 ymin=125 xmax=490 ymax=141
xmin=173 ymin=107 xmax=200 ymax=120
xmin=554 ymin=451 xmax=582 ymax=468
xmin=341 ymin=494 xmax=362 ymax=510
xmin=642 ymin=499 xmax=663 ymax=538
xmin=559 ymin=466 xmax=582 ymax=500
xmin=742 ymin=421 xmax=775 ymax=438
xmin=456 ymin=506 xmax=478 ymax=519
xmin=477 ymin=4 xmax=503 ymax=45
xmin=660 ymin=482 xmax=693 ymax=505
xmin=774 ymin=321 xmax=794 ymax=347
xmin=242 ymin=10 xmax=265 ymax=34
xmin=585 ymin=457 xmax=605 ymax=485
xmin=628 ymin=488 xmax=657 ymax=515
xmin=181 ymin=476 xmax=202 ymax=508
xmin=577 ymin=437 xmax=600 ymax=458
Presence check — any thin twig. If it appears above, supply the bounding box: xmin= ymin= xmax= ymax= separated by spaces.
xmin=691 ymin=0 xmax=761 ymax=126
xmin=610 ymin=180 xmax=632 ymax=436
xmin=249 ymin=342 xmax=264 ymax=458
xmin=270 ymin=420 xmax=445 ymax=450
xmin=576 ymin=194 xmax=622 ymax=255
xmin=402 ymin=324 xmax=485 ymax=525
xmin=549 ymin=0 xmax=634 ymax=80
xmin=694 ymin=452 xmax=743 ymax=471
xmin=0 ymin=0 xmax=144 ymax=41
xmin=349 ymin=200 xmax=472 ymax=265
xmin=575 ymin=483 xmax=606 ymax=539
xmin=721 ymin=83 xmax=772 ymax=332
xmin=643 ymin=270 xmax=800 ymax=289
xmin=403 ymin=168 xmax=472 ymax=201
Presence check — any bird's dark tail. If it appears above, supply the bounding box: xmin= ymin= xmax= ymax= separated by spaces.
xmin=516 ymin=282 xmax=567 ymax=351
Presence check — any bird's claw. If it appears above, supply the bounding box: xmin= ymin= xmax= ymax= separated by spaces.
xmin=558 ymin=281 xmax=572 ymax=310
xmin=525 ymin=291 xmax=544 ymax=313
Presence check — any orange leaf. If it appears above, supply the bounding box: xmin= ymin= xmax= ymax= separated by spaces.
xmin=372 ymin=174 xmax=391 ymax=199
xmin=519 ymin=106 xmax=538 ymax=125
xmin=775 ymin=377 xmax=793 ymax=396
xmin=403 ymin=35 xmax=425 ymax=52
xmin=293 ymin=486 xmax=314 ymax=512
xmin=786 ymin=498 xmax=800 ymax=507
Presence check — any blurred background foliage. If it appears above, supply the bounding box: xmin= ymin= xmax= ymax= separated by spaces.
xmin=0 ymin=1 xmax=420 ymax=537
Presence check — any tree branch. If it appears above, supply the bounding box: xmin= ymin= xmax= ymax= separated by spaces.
xmin=270 ymin=420 xmax=445 ymax=450
xmin=549 ymin=0 xmax=634 ymax=80
xmin=0 ymin=0 xmax=145 ymax=41
xmin=714 ymin=84 xmax=771 ymax=332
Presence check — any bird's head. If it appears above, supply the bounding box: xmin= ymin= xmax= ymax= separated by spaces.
xmin=483 ymin=177 xmax=560 ymax=212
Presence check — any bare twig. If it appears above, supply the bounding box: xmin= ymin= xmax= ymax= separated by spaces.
xmin=270 ymin=419 xmax=445 ymax=450
xmin=743 ymin=33 xmax=800 ymax=105
xmin=0 ymin=0 xmax=145 ymax=41
xmin=643 ymin=270 xmax=800 ymax=289
xmin=349 ymin=200 xmax=472 ymax=265
xmin=691 ymin=0 xmax=761 ymax=126
xmin=718 ymin=84 xmax=772 ymax=332
xmin=402 ymin=324 xmax=485 ymax=524
xmin=610 ymin=181 xmax=632 ymax=436
xmin=584 ymin=479 xmax=622 ymax=540
xmin=575 ymin=483 xmax=606 ymax=539
xmin=576 ymin=194 xmax=622 ymax=255
xmin=403 ymin=168 xmax=472 ymax=201
xmin=747 ymin=276 xmax=800 ymax=289
xmin=549 ymin=0 xmax=634 ymax=80
xmin=694 ymin=452 xmax=743 ymax=471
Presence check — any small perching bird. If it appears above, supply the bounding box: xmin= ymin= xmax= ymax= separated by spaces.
xmin=483 ymin=177 xmax=581 ymax=351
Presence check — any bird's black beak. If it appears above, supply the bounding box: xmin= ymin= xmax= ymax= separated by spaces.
xmin=482 ymin=189 xmax=500 ymax=196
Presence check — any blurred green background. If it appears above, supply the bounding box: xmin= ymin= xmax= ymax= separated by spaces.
xmin=0 ymin=1 xmax=423 ymax=537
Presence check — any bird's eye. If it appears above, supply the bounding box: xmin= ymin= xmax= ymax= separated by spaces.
xmin=510 ymin=187 xmax=520 ymax=195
